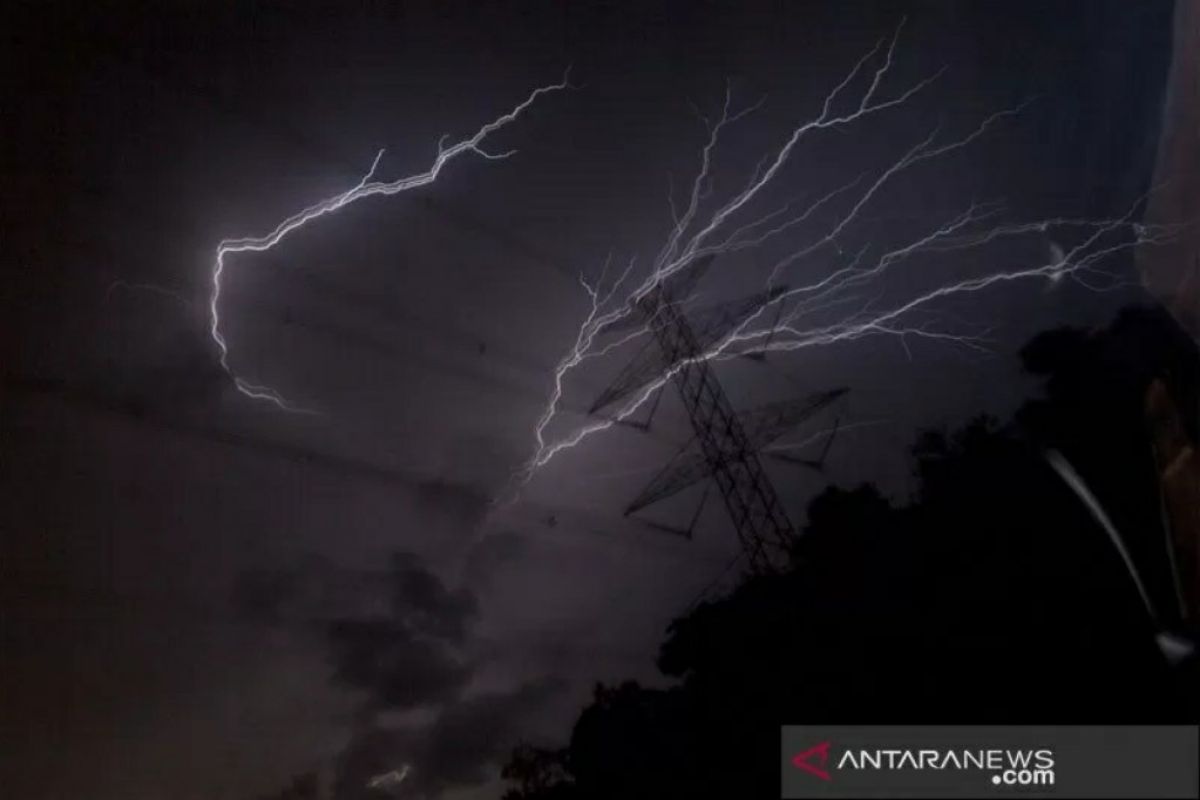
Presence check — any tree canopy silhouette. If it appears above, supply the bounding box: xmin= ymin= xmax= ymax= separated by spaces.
xmin=503 ymin=306 xmax=1199 ymax=800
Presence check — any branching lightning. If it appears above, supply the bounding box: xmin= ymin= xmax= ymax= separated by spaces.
xmin=181 ymin=40 xmax=1176 ymax=493
xmin=208 ymin=75 xmax=571 ymax=411
xmin=519 ymin=24 xmax=1180 ymax=485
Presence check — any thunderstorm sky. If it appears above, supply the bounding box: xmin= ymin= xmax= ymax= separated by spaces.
xmin=1 ymin=2 xmax=1177 ymax=798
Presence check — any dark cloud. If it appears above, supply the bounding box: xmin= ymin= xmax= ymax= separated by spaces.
xmin=409 ymin=476 xmax=497 ymax=534
xmin=415 ymin=678 xmax=566 ymax=792
xmin=388 ymin=552 xmax=479 ymax=643
xmin=463 ymin=530 xmax=528 ymax=588
xmin=327 ymin=617 xmax=473 ymax=710
xmin=240 ymin=549 xmax=562 ymax=797
xmin=333 ymin=678 xmax=566 ymax=799
xmin=324 ymin=553 xmax=478 ymax=710
xmin=324 ymin=555 xmax=562 ymax=798
xmin=233 ymin=553 xmax=385 ymax=624
xmin=332 ymin=727 xmax=413 ymax=800
xmin=234 ymin=551 xmax=480 ymax=711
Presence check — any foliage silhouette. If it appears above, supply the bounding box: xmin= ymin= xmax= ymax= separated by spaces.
xmin=503 ymin=306 xmax=1199 ymax=800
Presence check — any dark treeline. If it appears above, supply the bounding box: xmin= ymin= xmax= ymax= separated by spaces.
xmin=502 ymin=305 xmax=1200 ymax=800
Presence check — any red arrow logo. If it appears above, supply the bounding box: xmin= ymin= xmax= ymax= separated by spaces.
xmin=791 ymin=741 xmax=832 ymax=781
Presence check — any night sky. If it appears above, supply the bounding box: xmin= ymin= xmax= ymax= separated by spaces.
xmin=0 ymin=2 xmax=1179 ymax=798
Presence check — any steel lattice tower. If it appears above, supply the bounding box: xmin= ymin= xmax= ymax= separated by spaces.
xmin=588 ymin=256 xmax=845 ymax=573
xmin=632 ymin=285 xmax=796 ymax=572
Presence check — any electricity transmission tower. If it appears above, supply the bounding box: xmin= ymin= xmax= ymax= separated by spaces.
xmin=590 ymin=257 xmax=846 ymax=572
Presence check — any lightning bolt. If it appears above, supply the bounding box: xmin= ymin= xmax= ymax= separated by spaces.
xmin=518 ymin=24 xmax=1181 ymax=487
xmin=366 ymin=765 xmax=411 ymax=792
xmin=208 ymin=74 xmax=571 ymax=411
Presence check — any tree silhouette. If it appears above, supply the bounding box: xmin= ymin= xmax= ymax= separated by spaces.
xmin=503 ymin=306 xmax=1199 ymax=800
